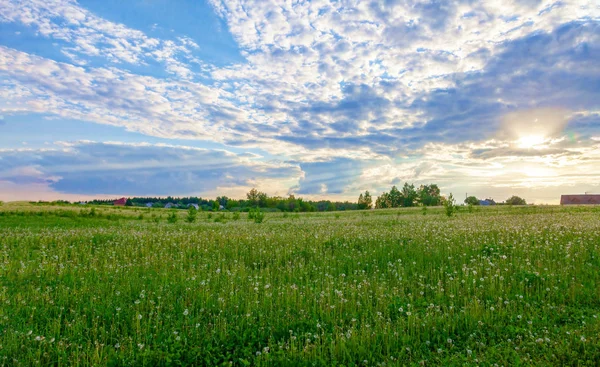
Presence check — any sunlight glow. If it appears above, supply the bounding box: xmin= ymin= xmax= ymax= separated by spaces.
xmin=517 ymin=135 xmax=546 ymax=149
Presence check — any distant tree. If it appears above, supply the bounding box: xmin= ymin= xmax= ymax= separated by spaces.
xmin=505 ymin=196 xmax=527 ymax=205
xmin=125 ymin=198 xmax=133 ymax=207
xmin=464 ymin=196 xmax=480 ymax=205
xmin=212 ymin=201 xmax=220 ymax=211
xmin=358 ymin=191 xmax=373 ymax=209
xmin=418 ymin=184 xmax=442 ymax=206
xmin=363 ymin=191 xmax=372 ymax=209
xmin=389 ymin=186 xmax=402 ymax=208
xmin=401 ymin=183 xmax=418 ymax=207
xmin=246 ymin=188 xmax=260 ymax=207
xmin=258 ymin=192 xmax=268 ymax=208
xmin=0 ymin=200 xmax=3 ymax=206
xmin=375 ymin=192 xmax=390 ymax=209
xmin=327 ymin=202 xmax=336 ymax=211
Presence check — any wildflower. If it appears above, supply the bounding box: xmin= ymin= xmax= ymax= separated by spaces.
xmin=183 ymin=309 xmax=189 ymax=316
xmin=137 ymin=314 xmax=142 ymax=320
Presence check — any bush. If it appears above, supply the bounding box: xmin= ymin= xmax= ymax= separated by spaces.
xmin=506 ymin=195 xmax=527 ymax=205
xmin=185 ymin=206 xmax=197 ymax=223
xmin=248 ymin=208 xmax=265 ymax=223
xmin=167 ymin=212 xmax=178 ymax=224
xmin=444 ymin=193 xmax=456 ymax=217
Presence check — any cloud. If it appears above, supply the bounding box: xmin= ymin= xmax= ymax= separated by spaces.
xmin=0 ymin=0 xmax=201 ymax=78
xmin=0 ymin=141 xmax=301 ymax=197
xmin=0 ymin=0 xmax=598 ymax=203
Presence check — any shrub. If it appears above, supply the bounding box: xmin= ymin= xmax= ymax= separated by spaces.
xmin=167 ymin=212 xmax=178 ymax=224
xmin=185 ymin=206 xmax=197 ymax=223
xmin=444 ymin=193 xmax=456 ymax=217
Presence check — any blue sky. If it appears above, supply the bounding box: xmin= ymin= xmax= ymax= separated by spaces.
xmin=0 ymin=0 xmax=598 ymax=203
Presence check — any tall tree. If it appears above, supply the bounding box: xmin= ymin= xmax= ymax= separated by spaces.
xmin=389 ymin=186 xmax=401 ymax=208
xmin=401 ymin=183 xmax=418 ymax=207
xmin=363 ymin=191 xmax=373 ymax=209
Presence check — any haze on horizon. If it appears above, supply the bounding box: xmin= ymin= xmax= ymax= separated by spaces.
xmin=0 ymin=0 xmax=598 ymax=205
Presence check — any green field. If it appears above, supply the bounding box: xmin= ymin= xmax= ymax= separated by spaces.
xmin=1 ymin=203 xmax=599 ymax=366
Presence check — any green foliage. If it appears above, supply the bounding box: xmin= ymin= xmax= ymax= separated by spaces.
xmin=248 ymin=207 xmax=265 ymax=223
xmin=506 ymin=195 xmax=527 ymax=205
xmin=464 ymin=196 xmax=480 ymax=205
xmin=357 ymin=191 xmax=373 ymax=209
xmin=232 ymin=212 xmax=241 ymax=220
xmin=167 ymin=211 xmax=178 ymax=223
xmin=0 ymin=200 xmax=3 ymax=206
xmin=185 ymin=206 xmax=197 ymax=223
xmin=421 ymin=206 xmax=428 ymax=215
xmin=444 ymin=193 xmax=456 ymax=217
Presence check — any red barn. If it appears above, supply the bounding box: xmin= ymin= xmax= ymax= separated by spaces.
xmin=113 ymin=197 xmax=127 ymax=206
xmin=560 ymin=194 xmax=600 ymax=205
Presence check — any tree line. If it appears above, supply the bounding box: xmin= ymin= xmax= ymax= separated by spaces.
xmin=47 ymin=184 xmax=527 ymax=212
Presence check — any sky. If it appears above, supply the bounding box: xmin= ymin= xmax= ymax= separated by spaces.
xmin=0 ymin=0 xmax=598 ymax=204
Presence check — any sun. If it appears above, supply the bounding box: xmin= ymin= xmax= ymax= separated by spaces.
xmin=517 ymin=135 xmax=546 ymax=149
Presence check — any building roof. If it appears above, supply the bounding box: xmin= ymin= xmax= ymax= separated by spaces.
xmin=560 ymin=194 xmax=600 ymax=205
xmin=113 ymin=197 xmax=127 ymax=206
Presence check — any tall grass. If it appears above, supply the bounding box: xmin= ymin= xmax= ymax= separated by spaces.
xmin=0 ymin=205 xmax=599 ymax=365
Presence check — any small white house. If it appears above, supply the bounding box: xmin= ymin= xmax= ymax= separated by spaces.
xmin=146 ymin=202 xmax=153 ymax=208
xmin=165 ymin=203 xmax=176 ymax=209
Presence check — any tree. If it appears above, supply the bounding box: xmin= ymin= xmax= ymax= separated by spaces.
xmin=464 ymin=196 xmax=480 ymax=205
xmin=212 ymin=201 xmax=220 ymax=211
xmin=357 ymin=191 xmax=373 ymax=209
xmin=401 ymin=183 xmax=418 ymax=207
xmin=505 ymin=196 xmax=526 ymax=205
xmin=246 ymin=188 xmax=260 ymax=207
xmin=125 ymin=198 xmax=133 ymax=207
xmin=418 ymin=184 xmax=442 ymax=206
xmin=375 ymin=192 xmax=390 ymax=209
xmin=389 ymin=186 xmax=401 ymax=208
xmin=363 ymin=191 xmax=372 ymax=209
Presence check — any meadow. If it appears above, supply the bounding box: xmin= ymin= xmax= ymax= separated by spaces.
xmin=0 ymin=203 xmax=599 ymax=366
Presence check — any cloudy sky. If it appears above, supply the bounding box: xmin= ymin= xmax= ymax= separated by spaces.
xmin=0 ymin=0 xmax=598 ymax=204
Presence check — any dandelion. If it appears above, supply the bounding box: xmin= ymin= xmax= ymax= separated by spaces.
xmin=183 ymin=309 xmax=189 ymax=316
xmin=137 ymin=314 xmax=142 ymax=320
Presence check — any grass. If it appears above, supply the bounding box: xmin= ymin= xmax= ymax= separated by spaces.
xmin=0 ymin=203 xmax=599 ymax=366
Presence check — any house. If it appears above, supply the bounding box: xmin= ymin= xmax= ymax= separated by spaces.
xmin=560 ymin=194 xmax=600 ymax=205
xmin=164 ymin=202 xmax=176 ymax=209
xmin=145 ymin=202 xmax=154 ymax=208
xmin=219 ymin=205 xmax=225 ymax=210
xmin=188 ymin=204 xmax=199 ymax=210
xmin=113 ymin=197 xmax=127 ymax=206
xmin=479 ymin=199 xmax=496 ymax=206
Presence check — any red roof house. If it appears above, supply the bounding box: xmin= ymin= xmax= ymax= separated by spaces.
xmin=560 ymin=194 xmax=600 ymax=205
xmin=113 ymin=197 xmax=127 ymax=206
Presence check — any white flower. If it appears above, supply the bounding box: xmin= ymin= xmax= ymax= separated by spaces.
xmin=183 ymin=309 xmax=189 ymax=316
xmin=137 ymin=314 xmax=142 ymax=320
